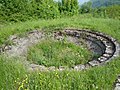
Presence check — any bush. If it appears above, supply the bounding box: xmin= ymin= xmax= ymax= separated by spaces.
xmin=34 ymin=0 xmax=60 ymax=19
xmin=106 ymin=5 xmax=120 ymax=19
xmin=92 ymin=5 xmax=120 ymax=19
xmin=58 ymin=0 xmax=79 ymax=16
xmin=0 ymin=0 xmax=60 ymax=22
xmin=0 ymin=0 xmax=80 ymax=22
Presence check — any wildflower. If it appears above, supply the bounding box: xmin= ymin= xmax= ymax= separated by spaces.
xmin=18 ymin=84 xmax=24 ymax=90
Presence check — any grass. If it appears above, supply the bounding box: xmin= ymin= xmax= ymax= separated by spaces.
xmin=15 ymin=57 xmax=120 ymax=90
xmin=0 ymin=56 xmax=27 ymax=90
xmin=27 ymin=39 xmax=91 ymax=67
xmin=0 ymin=15 xmax=120 ymax=90
xmin=0 ymin=15 xmax=120 ymax=45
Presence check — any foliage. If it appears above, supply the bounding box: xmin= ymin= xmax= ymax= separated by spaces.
xmin=80 ymin=1 xmax=92 ymax=13
xmin=105 ymin=5 xmax=120 ymax=19
xmin=59 ymin=0 xmax=79 ymax=16
xmin=92 ymin=5 xmax=120 ymax=19
xmin=80 ymin=0 xmax=120 ymax=19
xmin=0 ymin=0 xmax=60 ymax=21
xmin=0 ymin=0 xmax=80 ymax=22
xmin=32 ymin=0 xmax=60 ymax=19
xmin=0 ymin=0 xmax=31 ymax=22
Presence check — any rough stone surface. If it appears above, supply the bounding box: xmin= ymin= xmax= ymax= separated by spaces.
xmin=48 ymin=66 xmax=56 ymax=71
xmin=74 ymin=64 xmax=86 ymax=71
xmin=58 ymin=66 xmax=68 ymax=71
xmin=5 ymin=30 xmax=44 ymax=57
xmin=88 ymin=60 xmax=100 ymax=66
xmin=114 ymin=75 xmax=120 ymax=90
xmin=29 ymin=64 xmax=47 ymax=71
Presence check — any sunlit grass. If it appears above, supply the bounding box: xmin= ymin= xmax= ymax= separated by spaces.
xmin=0 ymin=56 xmax=27 ymax=90
xmin=0 ymin=15 xmax=120 ymax=90
xmin=15 ymin=57 xmax=120 ymax=90
xmin=27 ymin=39 xmax=91 ymax=67
xmin=0 ymin=15 xmax=120 ymax=45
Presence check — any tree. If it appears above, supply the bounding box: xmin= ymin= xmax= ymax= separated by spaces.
xmin=60 ymin=0 xmax=79 ymax=16
xmin=81 ymin=1 xmax=92 ymax=13
xmin=34 ymin=0 xmax=60 ymax=19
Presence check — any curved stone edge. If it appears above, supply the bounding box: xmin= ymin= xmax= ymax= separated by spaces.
xmin=0 ymin=29 xmax=119 ymax=71
xmin=0 ymin=29 xmax=120 ymax=89
xmin=32 ymin=28 xmax=120 ymax=71
xmin=44 ymin=29 xmax=120 ymax=72
xmin=63 ymin=29 xmax=120 ymax=66
xmin=0 ymin=30 xmax=45 ymax=57
xmin=114 ymin=75 xmax=120 ymax=90
xmin=63 ymin=29 xmax=120 ymax=90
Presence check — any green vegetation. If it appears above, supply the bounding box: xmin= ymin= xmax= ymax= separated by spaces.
xmin=0 ymin=0 xmax=120 ymax=89
xmin=58 ymin=0 xmax=79 ymax=16
xmin=0 ymin=56 xmax=26 ymax=90
xmin=0 ymin=0 xmax=60 ymax=21
xmin=0 ymin=15 xmax=120 ymax=89
xmin=0 ymin=55 xmax=120 ymax=90
xmin=0 ymin=0 xmax=119 ymax=22
xmin=0 ymin=15 xmax=120 ymax=45
xmin=0 ymin=0 xmax=79 ymax=22
xmin=92 ymin=5 xmax=120 ymax=19
xmin=27 ymin=39 xmax=91 ymax=67
xmin=14 ymin=57 xmax=120 ymax=90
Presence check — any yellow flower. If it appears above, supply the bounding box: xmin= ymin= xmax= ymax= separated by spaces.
xmin=18 ymin=84 xmax=24 ymax=90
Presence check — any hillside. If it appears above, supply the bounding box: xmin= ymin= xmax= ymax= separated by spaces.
xmin=90 ymin=0 xmax=120 ymax=7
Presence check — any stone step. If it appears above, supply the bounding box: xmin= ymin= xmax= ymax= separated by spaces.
xmin=88 ymin=60 xmax=100 ymax=66
xmin=98 ymin=56 xmax=108 ymax=62
xmin=103 ymin=53 xmax=112 ymax=58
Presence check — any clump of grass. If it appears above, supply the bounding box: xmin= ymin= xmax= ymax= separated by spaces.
xmin=27 ymin=39 xmax=92 ymax=67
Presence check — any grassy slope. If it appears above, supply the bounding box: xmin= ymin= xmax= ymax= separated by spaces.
xmin=0 ymin=15 xmax=120 ymax=90
xmin=0 ymin=15 xmax=120 ymax=44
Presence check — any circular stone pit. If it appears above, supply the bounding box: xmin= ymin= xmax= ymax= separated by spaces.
xmin=0 ymin=29 xmax=120 ymax=89
xmin=0 ymin=29 xmax=119 ymax=70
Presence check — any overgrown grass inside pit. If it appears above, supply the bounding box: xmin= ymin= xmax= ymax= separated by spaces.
xmin=27 ymin=39 xmax=92 ymax=67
